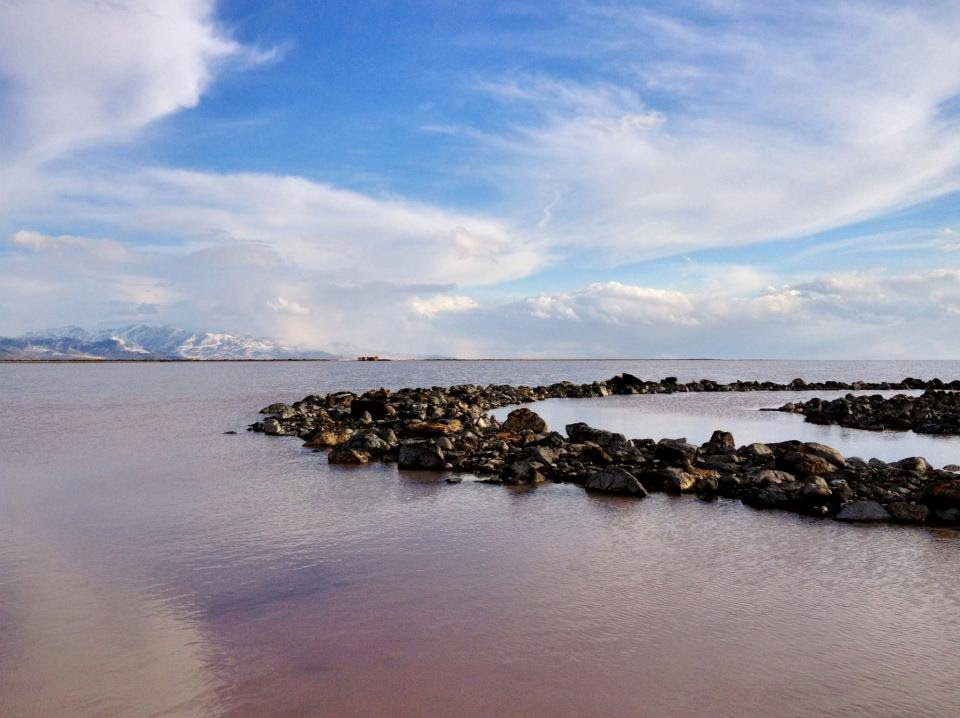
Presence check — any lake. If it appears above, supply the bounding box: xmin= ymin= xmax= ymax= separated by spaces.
xmin=1 ymin=360 xmax=959 ymax=717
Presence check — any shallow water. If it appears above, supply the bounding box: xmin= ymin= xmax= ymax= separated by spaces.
xmin=1 ymin=361 xmax=959 ymax=717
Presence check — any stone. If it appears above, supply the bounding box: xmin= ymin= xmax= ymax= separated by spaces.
xmin=755 ymin=469 xmax=795 ymax=486
xmin=886 ymin=502 xmax=930 ymax=524
xmin=708 ymin=430 xmax=736 ymax=449
xmin=655 ymin=438 xmax=698 ymax=463
xmin=584 ymin=467 xmax=648 ymax=497
xmin=741 ymin=443 xmax=774 ymax=459
xmin=502 ymin=459 xmax=546 ymax=485
xmin=835 ymin=501 xmax=891 ymax=523
xmin=800 ymin=476 xmax=833 ymax=500
xmin=566 ymin=422 xmax=627 ymax=450
xmin=892 ymin=456 xmax=931 ymax=473
xmin=327 ymin=447 xmax=369 ymax=465
xmin=407 ymin=419 xmax=463 ymax=437
xmin=502 ymin=408 xmax=547 ymax=434
xmin=922 ymin=478 xmax=960 ymax=509
xmin=397 ymin=442 xmax=446 ymax=470
xmin=260 ymin=402 xmax=295 ymax=417
xmin=303 ymin=428 xmax=353 ymax=448
xmin=661 ymin=466 xmax=696 ymax=493
xmin=801 ymin=442 xmax=847 ymax=468
xmin=260 ymin=419 xmax=284 ymax=435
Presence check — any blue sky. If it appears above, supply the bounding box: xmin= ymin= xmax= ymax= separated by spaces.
xmin=1 ymin=0 xmax=959 ymax=357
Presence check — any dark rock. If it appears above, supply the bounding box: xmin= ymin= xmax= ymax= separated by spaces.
xmin=886 ymin=502 xmax=930 ymax=524
xmin=835 ymin=501 xmax=891 ymax=523
xmin=708 ymin=430 xmax=736 ymax=449
xmin=397 ymin=442 xmax=445 ymax=470
xmin=584 ymin=467 xmax=648 ymax=497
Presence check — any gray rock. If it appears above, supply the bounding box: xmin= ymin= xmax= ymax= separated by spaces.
xmin=584 ymin=467 xmax=648 ymax=497
xmin=836 ymin=501 xmax=891 ymax=523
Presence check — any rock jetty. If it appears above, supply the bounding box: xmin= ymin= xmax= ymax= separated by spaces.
xmin=778 ymin=390 xmax=960 ymax=435
xmin=250 ymin=374 xmax=960 ymax=527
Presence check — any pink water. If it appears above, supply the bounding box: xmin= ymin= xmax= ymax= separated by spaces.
xmin=1 ymin=361 xmax=959 ymax=717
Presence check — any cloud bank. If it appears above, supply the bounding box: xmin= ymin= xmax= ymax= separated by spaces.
xmin=1 ymin=1 xmax=959 ymax=357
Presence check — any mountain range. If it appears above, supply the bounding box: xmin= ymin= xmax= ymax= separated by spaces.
xmin=0 ymin=325 xmax=341 ymax=360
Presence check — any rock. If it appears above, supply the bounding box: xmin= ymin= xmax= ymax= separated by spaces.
xmin=800 ymin=476 xmax=833 ymax=501
xmin=662 ymin=466 xmax=696 ymax=493
xmin=260 ymin=402 xmax=295 ymax=417
xmin=755 ymin=469 xmax=795 ymax=486
xmin=526 ymin=446 xmax=559 ymax=465
xmin=886 ymin=502 xmax=930 ymax=524
xmin=566 ymin=422 xmax=626 ymax=450
xmin=708 ymin=430 xmax=736 ymax=449
xmin=695 ymin=475 xmax=719 ymax=494
xmin=584 ymin=467 xmax=648 ymax=497
xmin=943 ymin=464 xmax=960 ymax=473
xmin=502 ymin=459 xmax=546 ymax=484
xmin=934 ymin=508 xmax=960 ymax=524
xmin=655 ymin=438 xmax=698 ymax=463
xmin=741 ymin=443 xmax=774 ymax=460
xmin=327 ymin=447 xmax=370 ymax=465
xmin=892 ymin=456 xmax=931 ymax=473
xmin=801 ymin=442 xmax=847 ymax=468
xmin=303 ymin=428 xmax=353 ymax=448
xmin=436 ymin=437 xmax=454 ymax=450
xmin=260 ymin=419 xmax=284 ymax=436
xmin=397 ymin=442 xmax=446 ymax=470
xmin=921 ymin=478 xmax=960 ymax=509
xmin=351 ymin=399 xmax=389 ymax=420
xmin=445 ymin=476 xmax=463 ymax=484
xmin=223 ymin=430 xmax=237 ymax=435
xmin=835 ymin=501 xmax=891 ymax=523
xmin=406 ymin=419 xmax=463 ymax=437
xmin=502 ymin=408 xmax=547 ymax=433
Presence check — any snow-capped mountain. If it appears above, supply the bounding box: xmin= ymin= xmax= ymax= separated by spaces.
xmin=1 ymin=325 xmax=340 ymax=360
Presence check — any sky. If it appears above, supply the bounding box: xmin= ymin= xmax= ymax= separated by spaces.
xmin=1 ymin=0 xmax=959 ymax=358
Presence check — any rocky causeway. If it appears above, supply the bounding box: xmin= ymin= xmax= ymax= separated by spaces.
xmin=250 ymin=374 xmax=960 ymax=527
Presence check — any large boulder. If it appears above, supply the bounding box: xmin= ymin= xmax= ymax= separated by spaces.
xmin=707 ymin=430 xmax=736 ymax=450
xmin=397 ymin=442 xmax=445 ymax=470
xmin=835 ymin=501 xmax=891 ymax=523
xmin=502 ymin=408 xmax=547 ymax=434
xmin=584 ymin=468 xmax=648 ymax=497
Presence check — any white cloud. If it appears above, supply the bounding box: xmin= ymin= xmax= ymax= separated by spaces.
xmin=8 ymin=230 xmax=131 ymax=262
xmin=0 ymin=0 xmax=252 ymax=163
xmin=479 ymin=2 xmax=960 ymax=263
xmin=409 ymin=295 xmax=478 ymax=318
xmin=267 ymin=296 xmax=310 ymax=316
